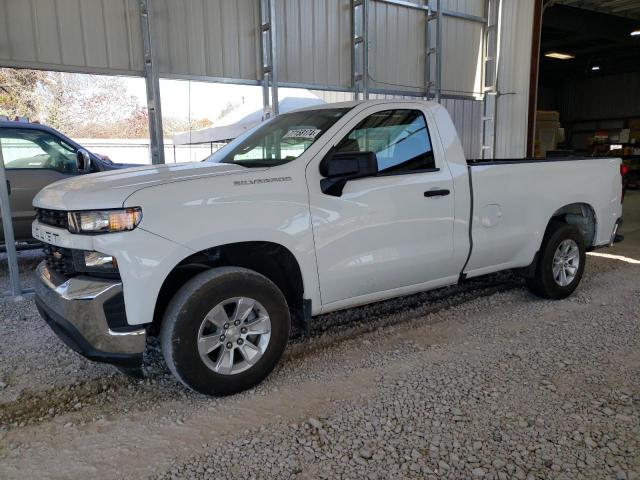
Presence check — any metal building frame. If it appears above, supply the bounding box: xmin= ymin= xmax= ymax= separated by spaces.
xmin=139 ymin=0 xmax=165 ymax=165
xmin=480 ymin=0 xmax=502 ymax=159
xmin=260 ymin=0 xmax=279 ymax=119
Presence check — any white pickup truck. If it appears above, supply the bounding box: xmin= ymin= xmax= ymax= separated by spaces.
xmin=33 ymin=100 xmax=624 ymax=395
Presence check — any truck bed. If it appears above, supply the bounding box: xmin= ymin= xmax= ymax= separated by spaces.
xmin=462 ymin=156 xmax=622 ymax=279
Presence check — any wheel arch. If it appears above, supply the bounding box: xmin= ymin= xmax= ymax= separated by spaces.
xmin=548 ymin=202 xmax=597 ymax=248
xmin=150 ymin=241 xmax=307 ymax=336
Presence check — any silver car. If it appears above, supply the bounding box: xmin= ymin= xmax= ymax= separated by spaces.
xmin=0 ymin=120 xmax=138 ymax=249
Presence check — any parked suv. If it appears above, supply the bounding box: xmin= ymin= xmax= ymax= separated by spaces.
xmin=0 ymin=120 xmax=137 ymax=249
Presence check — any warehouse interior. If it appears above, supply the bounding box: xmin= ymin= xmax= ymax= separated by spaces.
xmin=535 ymin=1 xmax=640 ymax=190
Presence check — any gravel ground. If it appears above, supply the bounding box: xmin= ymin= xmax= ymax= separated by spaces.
xmin=0 ymin=191 xmax=638 ymax=479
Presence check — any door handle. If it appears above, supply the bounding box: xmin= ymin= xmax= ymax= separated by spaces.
xmin=5 ymin=180 xmax=10 ymax=196
xmin=424 ymin=189 xmax=450 ymax=197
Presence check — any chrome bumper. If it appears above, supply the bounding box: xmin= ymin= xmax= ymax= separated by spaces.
xmin=34 ymin=262 xmax=146 ymax=369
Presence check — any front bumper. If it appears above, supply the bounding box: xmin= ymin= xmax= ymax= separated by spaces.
xmin=34 ymin=261 xmax=146 ymax=372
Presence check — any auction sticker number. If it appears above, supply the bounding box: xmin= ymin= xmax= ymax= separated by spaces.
xmin=283 ymin=128 xmax=322 ymax=139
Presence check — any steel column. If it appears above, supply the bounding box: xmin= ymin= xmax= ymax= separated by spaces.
xmin=0 ymin=140 xmax=22 ymax=297
xmin=435 ymin=0 xmax=442 ymax=103
xmin=480 ymin=0 xmax=501 ymax=159
xmin=260 ymin=0 xmax=279 ymax=119
xmin=270 ymin=0 xmax=279 ymax=115
xmin=425 ymin=0 xmax=442 ymax=101
xmin=352 ymin=0 xmax=366 ymax=100
xmin=363 ymin=0 xmax=370 ymax=99
xmin=139 ymin=0 xmax=165 ymax=164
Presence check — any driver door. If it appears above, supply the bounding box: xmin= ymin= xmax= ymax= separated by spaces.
xmin=307 ymin=105 xmax=458 ymax=309
xmin=0 ymin=128 xmax=78 ymax=242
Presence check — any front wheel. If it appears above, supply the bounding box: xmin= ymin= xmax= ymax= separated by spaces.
xmin=526 ymin=221 xmax=586 ymax=299
xmin=160 ymin=267 xmax=291 ymax=396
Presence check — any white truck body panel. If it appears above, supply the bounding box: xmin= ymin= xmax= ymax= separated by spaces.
xmin=465 ymin=158 xmax=622 ymax=277
xmin=34 ymin=161 xmax=251 ymax=211
xmin=32 ymin=100 xmax=623 ymax=329
xmin=305 ymin=102 xmax=465 ymax=310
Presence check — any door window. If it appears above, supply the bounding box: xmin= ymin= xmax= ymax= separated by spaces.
xmin=0 ymin=128 xmax=78 ymax=174
xmin=335 ymin=109 xmax=435 ymax=174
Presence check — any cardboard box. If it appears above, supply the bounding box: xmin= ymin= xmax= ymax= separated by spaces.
xmin=536 ymin=110 xmax=560 ymax=122
xmin=536 ymin=120 xmax=561 ymax=131
xmin=620 ymin=129 xmax=630 ymax=143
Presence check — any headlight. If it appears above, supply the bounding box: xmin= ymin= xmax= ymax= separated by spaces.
xmin=68 ymin=208 xmax=142 ymax=234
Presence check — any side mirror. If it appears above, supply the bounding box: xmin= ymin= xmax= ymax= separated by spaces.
xmin=76 ymin=149 xmax=91 ymax=174
xmin=319 ymin=151 xmax=378 ymax=196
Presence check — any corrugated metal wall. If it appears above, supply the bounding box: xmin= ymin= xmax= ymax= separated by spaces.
xmin=437 ymin=0 xmax=485 ymax=98
xmin=442 ymin=97 xmax=482 ymax=157
xmin=494 ymin=0 xmax=534 ymax=158
xmin=367 ymin=1 xmax=427 ymax=95
xmin=1 ymin=0 xmax=487 ymax=97
xmin=367 ymin=0 xmax=484 ymax=98
xmin=276 ymin=0 xmax=351 ymax=88
xmin=0 ymin=0 xmax=143 ymax=75
xmin=151 ymin=0 xmax=261 ymax=81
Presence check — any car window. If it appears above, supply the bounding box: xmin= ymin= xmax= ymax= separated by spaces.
xmin=335 ymin=109 xmax=436 ymax=174
xmin=208 ymin=108 xmax=350 ymax=168
xmin=0 ymin=128 xmax=78 ymax=174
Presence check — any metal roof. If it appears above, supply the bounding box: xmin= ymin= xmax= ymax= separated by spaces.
xmin=553 ymin=0 xmax=640 ymax=20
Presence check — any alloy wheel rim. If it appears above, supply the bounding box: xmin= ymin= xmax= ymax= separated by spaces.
xmin=197 ymin=297 xmax=271 ymax=375
xmin=552 ymin=239 xmax=580 ymax=287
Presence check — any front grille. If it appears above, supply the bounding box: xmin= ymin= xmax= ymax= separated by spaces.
xmin=43 ymin=244 xmax=76 ymax=278
xmin=36 ymin=208 xmax=68 ymax=230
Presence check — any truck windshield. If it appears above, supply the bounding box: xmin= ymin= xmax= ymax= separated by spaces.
xmin=206 ymin=108 xmax=350 ymax=167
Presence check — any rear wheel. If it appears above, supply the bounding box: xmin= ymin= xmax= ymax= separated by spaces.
xmin=526 ymin=221 xmax=586 ymax=299
xmin=160 ymin=267 xmax=290 ymax=396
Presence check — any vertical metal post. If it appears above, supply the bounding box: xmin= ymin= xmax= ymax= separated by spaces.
xmin=0 ymin=140 xmax=22 ymax=297
xmin=425 ymin=5 xmax=431 ymax=99
xmin=424 ymin=1 xmax=441 ymax=101
xmin=260 ymin=0 xmax=278 ymax=119
xmin=435 ymin=0 xmax=442 ymax=103
xmin=362 ymin=0 xmax=370 ymax=99
xmin=352 ymin=0 xmax=365 ymax=100
xmin=480 ymin=0 xmax=501 ymax=159
xmin=140 ymin=0 xmax=165 ymax=164
xmin=270 ymin=0 xmax=279 ymax=115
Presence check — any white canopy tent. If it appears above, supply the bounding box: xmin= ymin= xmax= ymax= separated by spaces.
xmin=173 ymin=90 xmax=325 ymax=146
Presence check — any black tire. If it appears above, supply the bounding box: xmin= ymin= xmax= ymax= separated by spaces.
xmin=526 ymin=221 xmax=586 ymax=299
xmin=160 ymin=267 xmax=290 ymax=396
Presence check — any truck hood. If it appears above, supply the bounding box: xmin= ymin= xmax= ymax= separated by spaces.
xmin=34 ymin=162 xmax=256 ymax=211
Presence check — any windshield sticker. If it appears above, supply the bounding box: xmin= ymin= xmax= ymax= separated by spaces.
xmin=283 ymin=128 xmax=322 ymax=140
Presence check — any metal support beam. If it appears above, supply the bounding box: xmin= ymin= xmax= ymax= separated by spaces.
xmin=480 ymin=0 xmax=501 ymax=159
xmin=139 ymin=0 xmax=165 ymax=164
xmin=352 ymin=0 xmax=366 ymax=100
xmin=260 ymin=0 xmax=279 ymax=119
xmin=425 ymin=0 xmax=442 ymax=101
xmin=0 ymin=140 xmax=22 ymax=297
xmin=375 ymin=0 xmax=486 ymax=23
xmin=363 ymin=0 xmax=370 ymax=99
xmin=435 ymin=0 xmax=442 ymax=103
